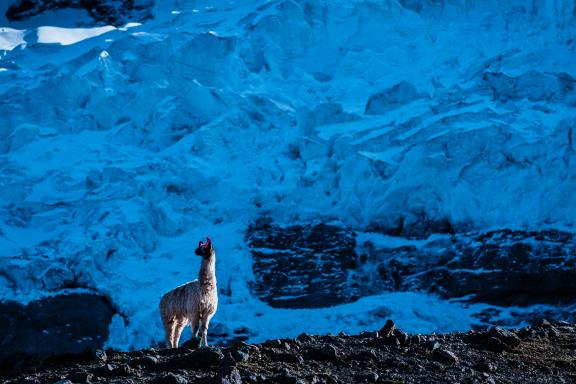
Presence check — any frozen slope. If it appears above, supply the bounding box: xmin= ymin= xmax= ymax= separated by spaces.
xmin=1 ymin=0 xmax=576 ymax=350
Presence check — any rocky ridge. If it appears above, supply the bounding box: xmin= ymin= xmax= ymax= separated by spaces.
xmin=4 ymin=0 xmax=153 ymax=25
xmin=0 ymin=293 xmax=116 ymax=366
xmin=248 ymin=224 xmax=576 ymax=323
xmin=3 ymin=320 xmax=575 ymax=384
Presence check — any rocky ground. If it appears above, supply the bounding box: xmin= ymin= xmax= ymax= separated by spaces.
xmin=3 ymin=320 xmax=575 ymax=384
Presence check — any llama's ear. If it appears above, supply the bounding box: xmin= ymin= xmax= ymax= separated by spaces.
xmin=199 ymin=241 xmax=204 ymax=248
xmin=206 ymin=237 xmax=212 ymax=249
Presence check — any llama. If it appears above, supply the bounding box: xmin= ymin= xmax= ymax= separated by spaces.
xmin=159 ymin=237 xmax=218 ymax=348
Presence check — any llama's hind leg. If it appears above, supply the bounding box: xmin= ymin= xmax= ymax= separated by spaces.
xmin=173 ymin=318 xmax=187 ymax=348
xmin=162 ymin=316 xmax=176 ymax=349
xmin=191 ymin=312 xmax=200 ymax=339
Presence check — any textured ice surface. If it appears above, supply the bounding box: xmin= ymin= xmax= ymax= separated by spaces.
xmin=1 ymin=0 xmax=576 ymax=350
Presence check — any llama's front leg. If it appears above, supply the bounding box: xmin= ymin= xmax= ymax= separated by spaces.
xmin=200 ymin=315 xmax=213 ymax=347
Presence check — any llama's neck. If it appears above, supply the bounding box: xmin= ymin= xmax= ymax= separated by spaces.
xmin=199 ymin=252 xmax=216 ymax=286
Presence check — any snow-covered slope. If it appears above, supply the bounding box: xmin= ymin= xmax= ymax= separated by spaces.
xmin=1 ymin=0 xmax=575 ymax=350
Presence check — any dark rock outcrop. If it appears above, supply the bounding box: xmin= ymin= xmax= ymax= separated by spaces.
xmin=247 ymin=221 xmax=358 ymax=308
xmin=247 ymin=221 xmax=575 ymax=320
xmin=372 ymin=229 xmax=576 ymax=307
xmin=0 ymin=292 xmax=115 ymax=366
xmin=5 ymin=0 xmax=153 ymax=26
xmin=468 ymin=326 xmax=524 ymax=353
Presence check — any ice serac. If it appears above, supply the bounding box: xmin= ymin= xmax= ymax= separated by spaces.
xmin=365 ymin=82 xmax=425 ymax=115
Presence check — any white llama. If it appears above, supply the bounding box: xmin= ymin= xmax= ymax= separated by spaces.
xmin=159 ymin=237 xmax=218 ymax=348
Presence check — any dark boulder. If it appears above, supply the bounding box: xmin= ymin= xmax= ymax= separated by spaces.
xmin=434 ymin=349 xmax=459 ymax=365
xmin=247 ymin=221 xmax=358 ymax=308
xmin=379 ymin=319 xmax=396 ymax=337
xmin=6 ymin=0 xmax=153 ymax=26
xmin=319 ymin=345 xmax=338 ymax=361
xmin=488 ymin=327 xmax=522 ymax=349
xmin=469 ymin=327 xmax=522 ymax=353
xmin=157 ymin=373 xmax=188 ymax=384
xmin=269 ymin=350 xmax=304 ymax=364
xmin=0 ymin=293 xmax=115 ymax=366
xmin=140 ymin=355 xmax=159 ymax=366
xmin=189 ymin=347 xmax=224 ymax=367
xmin=93 ymin=349 xmax=108 ymax=363
xmin=231 ymin=349 xmax=250 ymax=363
xmin=216 ymin=352 xmax=242 ymax=384
xmin=181 ymin=337 xmax=201 ymax=350
xmin=393 ymin=329 xmax=409 ymax=345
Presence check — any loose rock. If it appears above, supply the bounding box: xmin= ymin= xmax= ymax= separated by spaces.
xmin=181 ymin=337 xmax=201 ymax=350
xmin=434 ymin=349 xmax=459 ymax=365
xmin=270 ymin=351 xmax=304 ymax=364
xmin=536 ymin=319 xmax=552 ymax=328
xmin=475 ymin=361 xmax=497 ymax=373
xmin=296 ymin=333 xmax=313 ymax=343
xmin=93 ymin=349 xmax=107 ymax=363
xmin=426 ymin=340 xmax=441 ymax=351
xmin=393 ymin=329 xmax=409 ymax=345
xmin=141 ymin=355 xmax=159 ymax=366
xmin=158 ymin=373 xmax=188 ymax=384
xmin=489 ymin=327 xmax=522 ymax=348
xmin=380 ymin=320 xmax=396 ymax=337
xmin=231 ymin=349 xmax=250 ymax=363
xmin=216 ymin=353 xmax=242 ymax=384
xmin=67 ymin=371 xmax=93 ymax=384
xmin=189 ymin=347 xmax=224 ymax=367
xmin=320 ymin=345 xmax=338 ymax=361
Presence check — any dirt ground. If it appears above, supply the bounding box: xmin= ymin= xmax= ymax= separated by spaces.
xmin=3 ymin=320 xmax=575 ymax=384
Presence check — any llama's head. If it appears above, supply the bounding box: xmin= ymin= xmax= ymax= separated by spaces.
xmin=195 ymin=237 xmax=213 ymax=257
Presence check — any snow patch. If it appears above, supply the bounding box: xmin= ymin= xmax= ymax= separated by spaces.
xmin=37 ymin=25 xmax=116 ymax=46
xmin=0 ymin=27 xmax=25 ymax=51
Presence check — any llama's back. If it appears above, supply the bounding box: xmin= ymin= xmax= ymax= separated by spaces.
xmin=159 ymin=280 xmax=202 ymax=319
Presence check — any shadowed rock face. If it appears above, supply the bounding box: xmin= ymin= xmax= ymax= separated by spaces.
xmin=5 ymin=0 xmax=153 ymax=25
xmin=247 ymin=221 xmax=358 ymax=308
xmin=0 ymin=293 xmax=115 ymax=364
xmin=247 ymin=222 xmax=576 ymax=315
xmin=372 ymin=229 xmax=576 ymax=306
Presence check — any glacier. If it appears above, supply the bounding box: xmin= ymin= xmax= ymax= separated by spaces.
xmin=1 ymin=0 xmax=576 ymax=352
